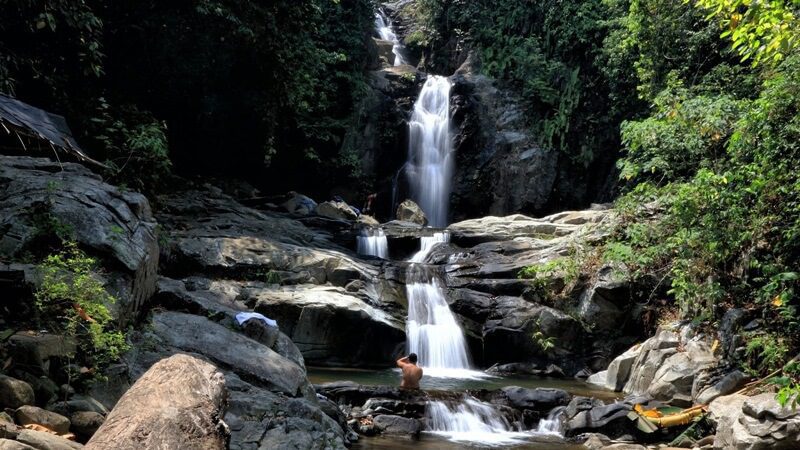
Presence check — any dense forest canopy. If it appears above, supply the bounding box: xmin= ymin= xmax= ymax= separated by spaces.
xmin=2 ymin=0 xmax=800 ymax=403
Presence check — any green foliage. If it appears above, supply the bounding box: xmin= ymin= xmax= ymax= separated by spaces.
xmin=264 ymin=270 xmax=282 ymax=285
xmin=519 ymin=256 xmax=581 ymax=301
xmin=35 ymin=242 xmax=128 ymax=371
xmin=692 ymin=0 xmax=800 ymax=66
xmin=605 ymin=50 xmax=800 ymax=380
xmin=530 ymin=319 xmax=556 ymax=353
xmin=89 ymin=100 xmax=171 ymax=193
xmin=0 ymin=0 xmax=103 ymax=97
xmin=744 ymin=332 xmax=790 ymax=375
xmin=619 ymin=84 xmax=746 ymax=183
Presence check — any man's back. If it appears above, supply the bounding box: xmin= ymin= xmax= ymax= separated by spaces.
xmin=397 ymin=353 xmax=423 ymax=389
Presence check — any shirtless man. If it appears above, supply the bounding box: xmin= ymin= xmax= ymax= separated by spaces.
xmin=396 ymin=353 xmax=423 ymax=389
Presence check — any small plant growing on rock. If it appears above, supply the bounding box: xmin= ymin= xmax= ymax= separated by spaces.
xmin=35 ymin=242 xmax=128 ymax=373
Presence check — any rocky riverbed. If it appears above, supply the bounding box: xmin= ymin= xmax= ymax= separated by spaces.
xmin=2 ymin=155 xmax=799 ymax=449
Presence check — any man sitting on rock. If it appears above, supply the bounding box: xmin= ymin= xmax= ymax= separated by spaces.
xmin=396 ymin=353 xmax=423 ymax=389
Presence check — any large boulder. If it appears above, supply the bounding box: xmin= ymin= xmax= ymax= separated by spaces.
xmin=713 ymin=393 xmax=800 ymax=449
xmin=282 ymin=192 xmax=318 ymax=216
xmin=85 ymin=354 xmax=227 ymax=450
xmin=482 ymin=296 xmax=582 ymax=364
xmin=0 ymin=376 xmax=34 ymax=409
xmin=565 ymin=402 xmax=635 ymax=438
xmin=621 ymin=324 xmax=716 ymax=405
xmin=317 ymin=200 xmax=358 ymax=221
xmin=498 ymin=387 xmax=571 ymax=412
xmin=0 ymin=156 xmax=158 ymax=321
xmin=6 ymin=334 xmax=76 ymax=377
xmin=590 ymin=346 xmax=643 ymax=392
xmin=224 ymin=373 xmax=347 ymax=450
xmin=0 ymin=440 xmax=35 ymax=450
xmin=696 ymin=370 xmax=749 ymax=405
xmin=15 ymin=429 xmax=83 ymax=450
xmin=395 ymin=200 xmax=427 ymax=225
xmin=14 ymin=406 xmax=70 ymax=434
xmin=149 ymin=312 xmax=311 ymax=397
xmin=372 ymin=415 xmax=421 ymax=436
xmin=247 ymin=285 xmax=406 ymax=367
xmin=578 ymin=265 xmax=632 ymax=333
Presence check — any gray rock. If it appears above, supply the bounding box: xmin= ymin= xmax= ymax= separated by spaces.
xmin=713 ymin=393 xmax=800 ymax=449
xmin=6 ymin=334 xmax=76 ymax=377
xmin=150 ymin=311 xmax=310 ymax=397
xmin=578 ymin=264 xmax=631 ymax=333
xmin=604 ymin=346 xmax=642 ymax=391
xmin=0 ymin=419 xmax=19 ymax=440
xmin=372 ymin=415 xmax=421 ymax=436
xmin=565 ymin=397 xmax=604 ymax=420
xmin=317 ymin=200 xmax=358 ymax=221
xmin=500 ymin=387 xmax=571 ymax=411
xmin=283 ymin=192 xmax=318 ymax=215
xmin=566 ymin=402 xmax=633 ymax=436
xmin=0 ymin=156 xmax=158 ymax=322
xmin=68 ymin=412 xmax=103 ymax=441
xmin=0 ymin=375 xmax=35 ymax=409
xmin=16 ymin=429 xmax=83 ymax=450
xmin=395 ymin=200 xmax=427 ymax=225
xmin=696 ymin=370 xmax=748 ymax=405
xmin=587 ymin=370 xmax=608 ymax=388
xmin=85 ymin=354 xmax=227 ymax=450
xmin=248 ymin=285 xmax=406 ymax=367
xmin=224 ymin=372 xmax=346 ymax=450
xmin=15 ymin=406 xmax=70 ymax=434
xmin=48 ymin=396 xmax=108 ymax=417
xmin=0 ymin=439 xmax=36 ymax=450
xmin=482 ymin=297 xmax=581 ymax=362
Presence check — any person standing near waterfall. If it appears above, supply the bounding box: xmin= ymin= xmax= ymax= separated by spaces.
xmin=397 ymin=353 xmax=423 ymax=389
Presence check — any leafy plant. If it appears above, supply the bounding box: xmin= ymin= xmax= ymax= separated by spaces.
xmin=35 ymin=242 xmax=128 ymax=372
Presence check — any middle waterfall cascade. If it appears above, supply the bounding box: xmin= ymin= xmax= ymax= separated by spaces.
xmin=407 ymin=76 xmax=454 ymax=228
xmin=426 ymin=397 xmax=529 ymax=445
xmin=405 ymin=232 xmax=479 ymax=378
xmin=356 ymin=228 xmax=389 ymax=259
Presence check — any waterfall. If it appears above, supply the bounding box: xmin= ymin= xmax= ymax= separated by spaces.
xmin=426 ymin=397 xmax=528 ymax=445
xmin=374 ymin=10 xmax=405 ymax=66
xmin=535 ymin=407 xmax=566 ymax=436
xmin=406 ymin=76 xmax=453 ymax=228
xmin=405 ymin=232 xmax=474 ymax=377
xmin=357 ymin=228 xmax=389 ymax=259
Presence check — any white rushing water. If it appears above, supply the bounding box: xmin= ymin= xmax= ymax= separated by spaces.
xmin=406 ymin=76 xmax=453 ymax=228
xmin=426 ymin=397 xmax=529 ymax=445
xmin=406 ymin=232 xmax=483 ymax=379
xmin=535 ymin=407 xmax=566 ymax=436
xmin=374 ymin=10 xmax=405 ymax=66
xmin=356 ymin=228 xmax=389 ymax=259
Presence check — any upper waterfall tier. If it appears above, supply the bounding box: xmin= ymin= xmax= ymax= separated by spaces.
xmin=407 ymin=76 xmax=453 ymax=228
xmin=374 ymin=10 xmax=405 ymax=66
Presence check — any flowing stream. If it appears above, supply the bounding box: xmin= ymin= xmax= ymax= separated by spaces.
xmin=426 ymin=396 xmax=530 ymax=446
xmin=357 ymin=228 xmax=389 ymax=259
xmin=406 ymin=76 xmax=453 ymax=228
xmin=374 ymin=10 xmax=405 ymax=66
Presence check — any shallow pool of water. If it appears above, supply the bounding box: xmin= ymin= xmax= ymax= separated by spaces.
xmin=307 ymin=367 xmax=621 ymax=402
xmin=309 ymin=367 xmax=620 ymax=449
xmin=350 ymin=433 xmax=586 ymax=450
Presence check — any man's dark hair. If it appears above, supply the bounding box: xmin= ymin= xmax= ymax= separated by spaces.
xmin=408 ymin=353 xmax=418 ymax=364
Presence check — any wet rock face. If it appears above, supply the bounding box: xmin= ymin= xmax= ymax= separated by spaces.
xmin=0 ymin=156 xmax=158 ymax=322
xmin=449 ymin=71 xmax=559 ymax=222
